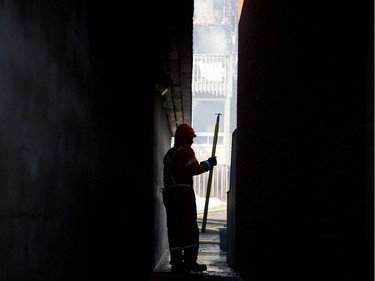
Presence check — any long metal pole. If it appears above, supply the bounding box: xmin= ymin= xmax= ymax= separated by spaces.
xmin=201 ymin=113 xmax=221 ymax=233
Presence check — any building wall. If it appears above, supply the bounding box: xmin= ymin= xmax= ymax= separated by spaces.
xmin=0 ymin=1 xmax=188 ymax=280
xmin=152 ymin=92 xmax=172 ymax=270
xmin=0 ymin=2 xmax=98 ymax=280
xmin=235 ymin=1 xmax=373 ymax=281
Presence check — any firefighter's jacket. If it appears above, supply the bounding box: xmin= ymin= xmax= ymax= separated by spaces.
xmin=163 ymin=145 xmax=209 ymax=187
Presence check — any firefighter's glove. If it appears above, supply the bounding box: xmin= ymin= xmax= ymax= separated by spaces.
xmin=202 ymin=156 xmax=217 ymax=171
xmin=208 ymin=156 xmax=217 ymax=167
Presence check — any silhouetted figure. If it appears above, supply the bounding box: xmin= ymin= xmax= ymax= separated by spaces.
xmin=162 ymin=123 xmax=217 ymax=274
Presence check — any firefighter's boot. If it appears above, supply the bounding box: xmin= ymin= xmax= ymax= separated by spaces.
xmin=183 ymin=246 xmax=207 ymax=272
xmin=170 ymin=248 xmax=188 ymax=274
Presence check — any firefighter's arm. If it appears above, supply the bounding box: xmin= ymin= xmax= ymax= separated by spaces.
xmin=188 ymin=158 xmax=209 ymax=174
xmin=183 ymin=147 xmax=217 ymax=174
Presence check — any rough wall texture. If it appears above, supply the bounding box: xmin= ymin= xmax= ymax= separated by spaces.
xmin=235 ymin=1 xmax=373 ymax=281
xmin=0 ymin=0 xmax=183 ymax=280
xmin=0 ymin=2 xmax=97 ymax=280
xmin=152 ymin=93 xmax=172 ymax=269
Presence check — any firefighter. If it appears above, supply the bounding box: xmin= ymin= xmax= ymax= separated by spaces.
xmin=162 ymin=123 xmax=217 ymax=274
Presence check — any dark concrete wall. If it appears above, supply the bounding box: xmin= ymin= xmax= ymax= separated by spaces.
xmin=235 ymin=1 xmax=373 ymax=281
xmin=0 ymin=1 xmax=185 ymax=280
xmin=152 ymin=93 xmax=172 ymax=269
xmin=0 ymin=2 xmax=98 ymax=280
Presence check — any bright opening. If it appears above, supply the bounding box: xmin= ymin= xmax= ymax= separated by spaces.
xmin=192 ymin=0 xmax=238 ymax=218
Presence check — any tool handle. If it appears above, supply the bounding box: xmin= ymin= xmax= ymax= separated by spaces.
xmin=201 ymin=113 xmax=221 ymax=233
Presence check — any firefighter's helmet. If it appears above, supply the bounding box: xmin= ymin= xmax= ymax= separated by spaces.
xmin=174 ymin=124 xmax=196 ymax=144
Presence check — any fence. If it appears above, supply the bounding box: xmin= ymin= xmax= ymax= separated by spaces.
xmin=193 ymin=164 xmax=229 ymax=202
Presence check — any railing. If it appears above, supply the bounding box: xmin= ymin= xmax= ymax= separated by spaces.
xmin=194 ymin=164 xmax=230 ymax=202
xmin=192 ymin=54 xmax=229 ymax=96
